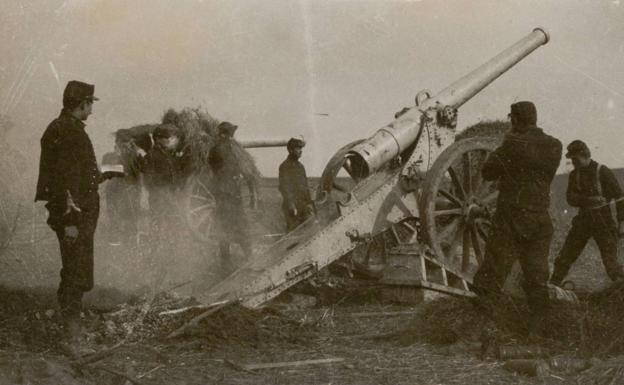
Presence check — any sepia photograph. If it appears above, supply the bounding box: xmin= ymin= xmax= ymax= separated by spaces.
xmin=1 ymin=0 xmax=623 ymax=384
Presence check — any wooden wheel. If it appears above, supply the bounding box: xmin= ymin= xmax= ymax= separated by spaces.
xmin=420 ymin=137 xmax=499 ymax=277
xmin=184 ymin=174 xmax=217 ymax=243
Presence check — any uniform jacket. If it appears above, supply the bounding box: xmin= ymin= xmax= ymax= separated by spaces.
xmin=566 ymin=160 xmax=624 ymax=222
xmin=35 ymin=109 xmax=100 ymax=208
xmin=278 ymin=155 xmax=311 ymax=209
xmin=482 ymin=125 xmax=562 ymax=212
xmin=208 ymin=137 xmax=254 ymax=200
xmin=141 ymin=145 xmax=191 ymax=189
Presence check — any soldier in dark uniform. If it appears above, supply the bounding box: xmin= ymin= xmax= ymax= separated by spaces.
xmin=208 ymin=122 xmax=257 ymax=272
xmin=35 ymin=81 xmax=120 ymax=332
xmin=279 ymin=137 xmax=313 ymax=231
xmin=142 ymin=124 xmax=191 ymax=212
xmin=472 ymin=101 xmax=562 ymax=327
xmin=550 ymin=140 xmax=624 ymax=286
xmin=141 ymin=124 xmax=191 ymax=240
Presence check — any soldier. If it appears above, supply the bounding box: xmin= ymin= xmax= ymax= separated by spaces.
xmin=35 ymin=81 xmax=120 ymax=336
xmin=208 ymin=121 xmax=257 ymax=273
xmin=279 ymin=137 xmax=313 ymax=231
xmin=141 ymin=123 xmax=191 ymax=213
xmin=550 ymin=140 xmax=624 ymax=286
xmin=472 ymin=101 xmax=562 ymax=329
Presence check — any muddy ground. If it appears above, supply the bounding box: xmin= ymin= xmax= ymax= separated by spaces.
xmin=0 ymin=223 xmax=621 ymax=385
xmin=1 ymin=175 xmax=623 ymax=385
xmin=0 ymin=284 xmax=584 ymax=385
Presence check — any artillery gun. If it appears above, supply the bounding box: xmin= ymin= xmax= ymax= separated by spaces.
xmin=201 ymin=28 xmax=551 ymax=308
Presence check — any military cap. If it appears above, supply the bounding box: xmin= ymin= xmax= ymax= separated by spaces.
xmin=217 ymin=121 xmax=238 ymax=136
xmin=153 ymin=123 xmax=179 ymax=139
xmin=63 ymin=80 xmax=99 ymax=105
xmin=565 ymin=140 xmax=591 ymax=159
xmin=509 ymin=101 xmax=537 ymax=125
xmin=287 ymin=137 xmax=306 ymax=149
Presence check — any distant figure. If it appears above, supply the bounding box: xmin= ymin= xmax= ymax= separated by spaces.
xmin=208 ymin=121 xmax=257 ymax=273
xmin=35 ymin=81 xmax=120 ymax=337
xmin=279 ymin=137 xmax=313 ymax=231
xmin=550 ymin=140 xmax=624 ymax=286
xmin=472 ymin=101 xmax=562 ymax=331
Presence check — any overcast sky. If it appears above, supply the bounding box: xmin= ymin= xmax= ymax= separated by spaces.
xmin=1 ymin=0 xmax=623 ymax=176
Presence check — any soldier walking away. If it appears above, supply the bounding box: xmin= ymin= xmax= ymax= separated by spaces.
xmin=208 ymin=121 xmax=257 ymax=274
xmin=35 ymin=81 xmax=121 ymax=338
xmin=550 ymin=140 xmax=624 ymax=286
xmin=472 ymin=101 xmax=562 ymax=332
xmin=279 ymin=137 xmax=314 ymax=231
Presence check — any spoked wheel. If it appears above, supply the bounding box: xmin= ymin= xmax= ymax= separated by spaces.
xmin=420 ymin=137 xmax=499 ymax=278
xmin=184 ymin=174 xmax=217 ymax=243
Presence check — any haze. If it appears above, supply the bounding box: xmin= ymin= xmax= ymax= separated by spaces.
xmin=1 ymin=0 xmax=623 ymax=178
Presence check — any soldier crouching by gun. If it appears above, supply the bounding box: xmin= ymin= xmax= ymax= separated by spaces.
xmin=550 ymin=140 xmax=624 ymax=286
xmin=35 ymin=81 xmax=123 ymax=340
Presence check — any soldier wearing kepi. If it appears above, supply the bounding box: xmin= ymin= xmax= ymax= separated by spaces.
xmin=472 ymin=101 xmax=562 ymax=329
xmin=550 ymin=140 xmax=624 ymax=286
xmin=279 ymin=137 xmax=313 ymax=231
xmin=208 ymin=121 xmax=257 ymax=274
xmin=35 ymin=81 xmax=121 ymax=336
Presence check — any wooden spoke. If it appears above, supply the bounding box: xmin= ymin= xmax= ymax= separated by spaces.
xmin=189 ymin=203 xmax=215 ymax=215
xmin=434 ymin=208 xmax=463 ymax=217
xmin=470 ymin=225 xmax=484 ymax=264
xmin=461 ymin=226 xmax=472 ymax=271
xmin=438 ymin=189 xmax=463 ymax=207
xmin=184 ymin=175 xmax=218 ymax=243
xmin=447 ymin=167 xmax=466 ymax=200
xmin=190 ymin=194 xmax=212 ymax=202
xmin=462 ymin=152 xmax=473 ymax=197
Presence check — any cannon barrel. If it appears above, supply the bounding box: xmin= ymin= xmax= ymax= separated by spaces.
xmin=345 ymin=27 xmax=550 ymax=178
xmin=239 ymin=139 xmax=289 ymax=148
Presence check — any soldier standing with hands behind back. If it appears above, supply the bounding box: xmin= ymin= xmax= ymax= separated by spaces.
xmin=36 ymin=81 xmax=122 ymax=338
xmin=279 ymin=137 xmax=313 ymax=232
xmin=550 ymin=140 xmax=624 ymax=286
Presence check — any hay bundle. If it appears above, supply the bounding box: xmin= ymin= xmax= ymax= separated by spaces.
xmin=114 ymin=107 xmax=262 ymax=185
xmin=388 ymin=281 xmax=624 ymax=358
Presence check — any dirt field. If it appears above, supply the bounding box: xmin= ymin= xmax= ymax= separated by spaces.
xmin=1 ymin=174 xmax=623 ymax=385
xmin=0 ymin=285 xmax=579 ymax=385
